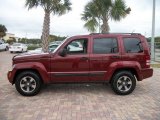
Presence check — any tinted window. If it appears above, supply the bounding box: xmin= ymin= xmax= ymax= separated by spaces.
xmin=123 ymin=38 xmax=143 ymax=53
xmin=93 ymin=38 xmax=118 ymax=54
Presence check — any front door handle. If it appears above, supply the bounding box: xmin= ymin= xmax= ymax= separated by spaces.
xmin=80 ymin=57 xmax=89 ymax=61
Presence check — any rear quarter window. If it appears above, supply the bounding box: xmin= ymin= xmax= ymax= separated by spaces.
xmin=123 ymin=37 xmax=143 ymax=53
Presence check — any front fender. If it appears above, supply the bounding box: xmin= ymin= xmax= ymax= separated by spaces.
xmin=9 ymin=62 xmax=50 ymax=84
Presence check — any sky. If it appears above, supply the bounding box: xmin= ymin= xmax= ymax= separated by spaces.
xmin=0 ymin=0 xmax=159 ymax=38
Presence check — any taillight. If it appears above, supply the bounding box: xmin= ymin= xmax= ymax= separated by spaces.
xmin=146 ymin=55 xmax=150 ymax=67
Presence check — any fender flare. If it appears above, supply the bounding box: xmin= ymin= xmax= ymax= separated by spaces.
xmin=13 ymin=62 xmax=50 ymax=84
xmin=105 ymin=61 xmax=142 ymax=81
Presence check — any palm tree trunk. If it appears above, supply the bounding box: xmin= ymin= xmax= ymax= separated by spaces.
xmin=42 ymin=10 xmax=50 ymax=52
xmin=101 ymin=16 xmax=109 ymax=33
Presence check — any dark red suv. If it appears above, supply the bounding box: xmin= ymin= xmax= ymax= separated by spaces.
xmin=8 ymin=33 xmax=153 ymax=96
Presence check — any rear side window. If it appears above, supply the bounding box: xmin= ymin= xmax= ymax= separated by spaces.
xmin=123 ymin=38 xmax=143 ymax=53
xmin=93 ymin=38 xmax=118 ymax=54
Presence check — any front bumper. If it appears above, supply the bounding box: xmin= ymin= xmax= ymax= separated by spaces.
xmin=7 ymin=70 xmax=16 ymax=84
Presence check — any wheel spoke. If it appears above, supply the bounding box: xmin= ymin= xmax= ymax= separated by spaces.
xmin=26 ymin=86 xmax=30 ymax=92
xmin=22 ymin=78 xmax=27 ymax=82
xmin=31 ymin=84 xmax=36 ymax=89
xmin=124 ymin=86 xmax=128 ymax=91
xmin=123 ymin=76 xmax=127 ymax=81
xmin=117 ymin=80 xmax=122 ymax=84
xmin=21 ymin=83 xmax=25 ymax=88
xmin=118 ymin=85 xmax=123 ymax=90
xmin=127 ymin=81 xmax=132 ymax=85
xmin=30 ymin=78 xmax=34 ymax=82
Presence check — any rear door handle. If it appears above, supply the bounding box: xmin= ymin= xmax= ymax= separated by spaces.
xmin=112 ymin=56 xmax=120 ymax=58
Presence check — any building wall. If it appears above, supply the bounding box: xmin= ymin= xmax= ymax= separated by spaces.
xmin=3 ymin=33 xmax=15 ymax=41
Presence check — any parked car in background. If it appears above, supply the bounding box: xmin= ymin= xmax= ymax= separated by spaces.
xmin=28 ymin=43 xmax=60 ymax=54
xmin=70 ymin=41 xmax=82 ymax=48
xmin=7 ymin=33 xmax=153 ymax=96
xmin=9 ymin=43 xmax=28 ymax=53
xmin=50 ymin=41 xmax=62 ymax=45
xmin=67 ymin=44 xmax=83 ymax=51
xmin=0 ymin=39 xmax=9 ymax=51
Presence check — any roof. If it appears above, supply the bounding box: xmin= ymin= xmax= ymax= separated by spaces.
xmin=70 ymin=33 xmax=143 ymax=39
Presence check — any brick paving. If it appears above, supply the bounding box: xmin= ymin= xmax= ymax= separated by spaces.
xmin=0 ymin=51 xmax=160 ymax=120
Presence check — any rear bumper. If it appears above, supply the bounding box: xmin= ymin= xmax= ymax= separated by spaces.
xmin=9 ymin=48 xmax=22 ymax=52
xmin=140 ymin=68 xmax=153 ymax=80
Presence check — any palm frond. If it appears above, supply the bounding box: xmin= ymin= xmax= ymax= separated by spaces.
xmin=110 ymin=0 xmax=131 ymax=21
xmin=25 ymin=0 xmax=39 ymax=10
xmin=84 ymin=18 xmax=98 ymax=32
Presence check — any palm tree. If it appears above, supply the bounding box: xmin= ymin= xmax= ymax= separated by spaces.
xmin=81 ymin=0 xmax=131 ymax=33
xmin=0 ymin=24 xmax=7 ymax=39
xmin=25 ymin=0 xmax=72 ymax=52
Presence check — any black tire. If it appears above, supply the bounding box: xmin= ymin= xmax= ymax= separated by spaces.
xmin=10 ymin=51 xmax=13 ymax=53
xmin=5 ymin=46 xmax=9 ymax=51
xmin=111 ymin=71 xmax=136 ymax=95
xmin=15 ymin=71 xmax=42 ymax=96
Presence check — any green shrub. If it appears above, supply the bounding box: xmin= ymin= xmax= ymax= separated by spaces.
xmin=27 ymin=45 xmax=40 ymax=50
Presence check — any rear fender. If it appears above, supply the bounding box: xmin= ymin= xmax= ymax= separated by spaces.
xmin=105 ymin=61 xmax=142 ymax=81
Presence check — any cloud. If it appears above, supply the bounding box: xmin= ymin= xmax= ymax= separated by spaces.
xmin=0 ymin=0 xmax=159 ymax=38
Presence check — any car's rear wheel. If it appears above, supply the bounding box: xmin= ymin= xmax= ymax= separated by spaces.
xmin=111 ymin=71 xmax=136 ymax=95
xmin=15 ymin=71 xmax=42 ymax=96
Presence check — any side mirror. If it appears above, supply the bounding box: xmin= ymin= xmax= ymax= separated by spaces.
xmin=58 ymin=49 xmax=67 ymax=57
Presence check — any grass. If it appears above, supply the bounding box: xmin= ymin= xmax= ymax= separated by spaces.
xmin=151 ymin=64 xmax=160 ymax=68
xmin=27 ymin=45 xmax=40 ymax=50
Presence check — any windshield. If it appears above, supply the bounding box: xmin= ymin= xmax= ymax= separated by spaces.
xmin=52 ymin=38 xmax=69 ymax=53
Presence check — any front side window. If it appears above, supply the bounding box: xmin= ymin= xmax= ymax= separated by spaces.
xmin=123 ymin=38 xmax=143 ymax=53
xmin=65 ymin=39 xmax=88 ymax=54
xmin=93 ymin=38 xmax=118 ymax=54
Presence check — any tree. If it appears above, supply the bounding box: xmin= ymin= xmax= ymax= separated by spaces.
xmin=0 ymin=24 xmax=7 ymax=39
xmin=81 ymin=0 xmax=131 ymax=33
xmin=25 ymin=0 xmax=71 ymax=52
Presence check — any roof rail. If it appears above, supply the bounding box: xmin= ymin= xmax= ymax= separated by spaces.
xmin=90 ymin=33 xmax=141 ymax=35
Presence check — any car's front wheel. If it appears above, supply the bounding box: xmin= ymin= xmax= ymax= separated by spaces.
xmin=15 ymin=71 xmax=42 ymax=96
xmin=5 ymin=46 xmax=9 ymax=51
xmin=111 ymin=71 xmax=136 ymax=95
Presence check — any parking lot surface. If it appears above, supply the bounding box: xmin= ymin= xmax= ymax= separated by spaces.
xmin=0 ymin=51 xmax=160 ymax=120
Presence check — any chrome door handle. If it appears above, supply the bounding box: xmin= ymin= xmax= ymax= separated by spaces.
xmin=80 ymin=57 xmax=89 ymax=61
